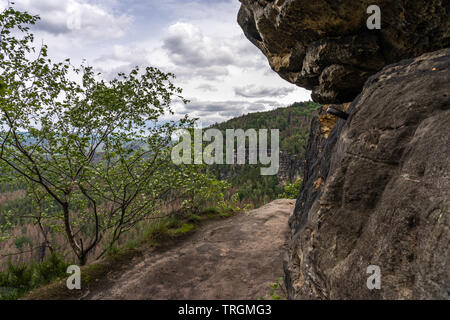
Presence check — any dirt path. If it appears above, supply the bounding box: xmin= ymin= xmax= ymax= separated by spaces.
xmin=86 ymin=199 xmax=295 ymax=300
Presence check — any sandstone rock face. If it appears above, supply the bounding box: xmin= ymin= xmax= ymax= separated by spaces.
xmin=217 ymin=149 xmax=304 ymax=182
xmin=284 ymin=49 xmax=450 ymax=299
xmin=238 ymin=0 xmax=450 ymax=104
xmin=277 ymin=151 xmax=303 ymax=183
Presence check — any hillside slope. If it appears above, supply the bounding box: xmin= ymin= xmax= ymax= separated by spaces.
xmin=87 ymin=199 xmax=294 ymax=300
xmin=22 ymin=199 xmax=294 ymax=300
xmin=24 ymin=199 xmax=295 ymax=300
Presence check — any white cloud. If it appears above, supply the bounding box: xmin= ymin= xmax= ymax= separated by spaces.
xmin=2 ymin=0 xmax=312 ymax=124
xmin=234 ymin=85 xmax=295 ymax=98
xmin=93 ymin=20 xmax=267 ymax=82
xmin=177 ymin=98 xmax=283 ymax=123
xmin=5 ymin=0 xmax=133 ymax=39
xmin=159 ymin=22 xmax=267 ymax=80
xmin=196 ymin=84 xmax=218 ymax=92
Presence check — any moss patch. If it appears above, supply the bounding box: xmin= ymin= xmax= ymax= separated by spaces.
xmin=169 ymin=223 xmax=195 ymax=237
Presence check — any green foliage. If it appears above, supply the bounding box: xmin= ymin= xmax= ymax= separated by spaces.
xmin=259 ymin=277 xmax=287 ymax=300
xmin=29 ymin=253 xmax=69 ymax=288
xmin=13 ymin=236 xmax=32 ymax=252
xmin=279 ymin=178 xmax=303 ymax=199
xmin=201 ymin=207 xmax=220 ymax=217
xmin=179 ymin=166 xmax=231 ymax=214
xmin=169 ymin=223 xmax=195 ymax=237
xmin=141 ymin=219 xmax=173 ymax=242
xmin=218 ymin=193 xmax=251 ymax=215
xmin=232 ymin=170 xmax=283 ymax=207
xmin=0 ymin=7 xmax=203 ymax=265
xmin=212 ymin=101 xmax=320 ymax=156
xmin=210 ymin=101 xmax=320 ymax=207
xmin=0 ymin=253 xmax=70 ymax=300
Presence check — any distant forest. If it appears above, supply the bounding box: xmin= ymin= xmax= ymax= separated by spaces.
xmin=210 ymin=101 xmax=320 ymax=206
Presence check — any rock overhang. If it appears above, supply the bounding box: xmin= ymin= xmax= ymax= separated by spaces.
xmin=238 ymin=0 xmax=450 ymax=104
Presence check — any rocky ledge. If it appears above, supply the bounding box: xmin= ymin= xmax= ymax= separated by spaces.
xmin=238 ymin=0 xmax=449 ymax=104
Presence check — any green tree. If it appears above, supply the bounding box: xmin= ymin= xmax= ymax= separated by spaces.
xmin=0 ymin=7 xmax=196 ymax=265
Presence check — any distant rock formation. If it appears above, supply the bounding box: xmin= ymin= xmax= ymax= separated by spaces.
xmin=238 ymin=0 xmax=450 ymax=299
xmin=238 ymin=0 xmax=449 ymax=104
xmin=218 ymin=149 xmax=303 ymax=183
xmin=277 ymin=151 xmax=303 ymax=183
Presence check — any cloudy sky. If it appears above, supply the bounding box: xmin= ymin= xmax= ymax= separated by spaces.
xmin=2 ymin=0 xmax=311 ymax=126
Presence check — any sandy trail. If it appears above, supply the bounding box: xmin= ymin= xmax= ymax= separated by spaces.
xmin=86 ymin=199 xmax=295 ymax=300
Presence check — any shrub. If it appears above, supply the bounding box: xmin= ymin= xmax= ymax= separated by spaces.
xmin=279 ymin=179 xmax=302 ymax=199
xmin=169 ymin=223 xmax=195 ymax=237
xmin=0 ymin=254 xmax=70 ymax=300
xmin=13 ymin=236 xmax=32 ymax=252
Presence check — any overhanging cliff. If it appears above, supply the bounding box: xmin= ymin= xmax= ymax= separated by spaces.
xmin=238 ymin=0 xmax=449 ymax=104
xmin=238 ymin=0 xmax=450 ymax=299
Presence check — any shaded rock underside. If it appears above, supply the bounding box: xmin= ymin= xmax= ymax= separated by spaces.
xmin=238 ymin=0 xmax=449 ymax=104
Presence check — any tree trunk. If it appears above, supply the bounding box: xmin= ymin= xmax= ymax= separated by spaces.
xmin=62 ymin=203 xmax=83 ymax=264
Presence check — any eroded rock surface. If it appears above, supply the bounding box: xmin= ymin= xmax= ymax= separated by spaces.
xmin=238 ymin=0 xmax=450 ymax=104
xmin=285 ymin=49 xmax=450 ymax=299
